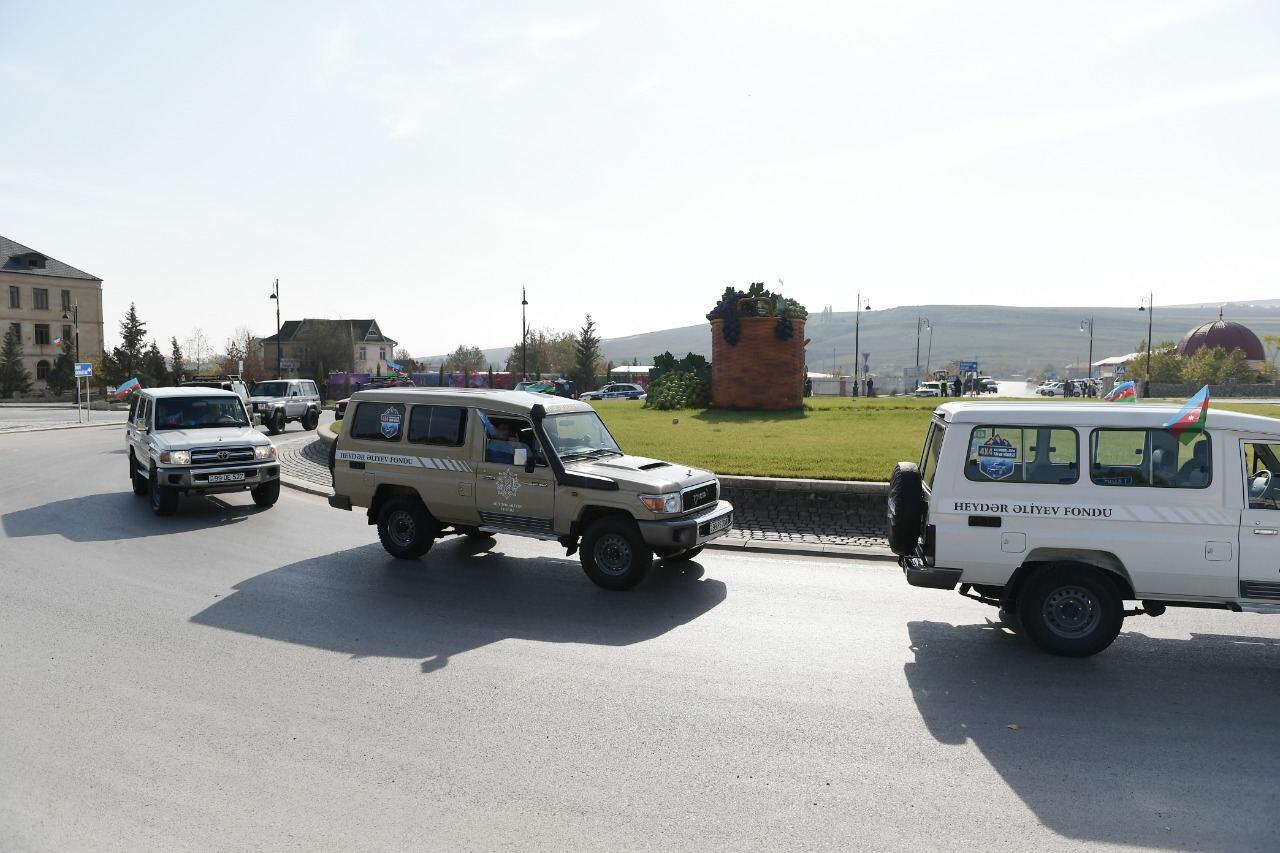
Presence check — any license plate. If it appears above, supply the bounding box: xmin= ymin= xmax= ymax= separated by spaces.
xmin=708 ymin=514 xmax=732 ymax=534
xmin=208 ymin=472 xmax=246 ymax=483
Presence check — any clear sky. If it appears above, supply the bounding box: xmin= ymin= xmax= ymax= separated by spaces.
xmin=3 ymin=1 xmax=1278 ymax=356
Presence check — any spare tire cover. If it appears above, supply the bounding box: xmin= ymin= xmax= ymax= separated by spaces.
xmin=887 ymin=462 xmax=925 ymax=557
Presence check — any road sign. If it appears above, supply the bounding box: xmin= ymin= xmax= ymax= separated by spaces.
xmin=279 ymin=358 xmax=300 ymax=370
xmin=959 ymin=361 xmax=978 ymax=372
xmin=74 ymin=362 xmax=93 ymax=378
xmin=1114 ymin=364 xmax=1127 ymax=376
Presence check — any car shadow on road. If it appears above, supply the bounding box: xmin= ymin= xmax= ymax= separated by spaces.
xmin=190 ymin=538 xmax=727 ymax=672
xmin=905 ymin=620 xmax=1280 ymax=852
xmin=1 ymin=492 xmax=262 ymax=542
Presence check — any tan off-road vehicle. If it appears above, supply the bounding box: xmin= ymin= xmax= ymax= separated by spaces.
xmin=327 ymin=388 xmax=734 ymax=589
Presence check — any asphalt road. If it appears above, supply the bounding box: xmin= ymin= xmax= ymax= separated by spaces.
xmin=2 ymin=426 xmax=1279 ymax=852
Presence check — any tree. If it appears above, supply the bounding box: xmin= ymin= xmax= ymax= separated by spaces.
xmin=184 ymin=328 xmax=213 ymax=376
xmin=1128 ymin=341 xmax=1183 ymax=383
xmin=296 ymin=320 xmax=355 ymax=386
xmin=142 ymin=340 xmax=169 ymax=388
xmin=170 ymin=337 xmax=185 ymax=384
xmin=573 ymin=315 xmax=602 ymax=391
xmin=117 ymin=303 xmax=148 ymax=377
xmin=393 ymin=347 xmax=421 ymax=374
xmin=446 ymin=345 xmax=486 ymax=373
xmin=0 ymin=324 xmax=32 ymax=397
xmin=46 ymin=337 xmax=76 ymax=395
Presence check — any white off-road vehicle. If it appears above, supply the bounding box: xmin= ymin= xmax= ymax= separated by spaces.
xmin=889 ymin=402 xmax=1280 ymax=656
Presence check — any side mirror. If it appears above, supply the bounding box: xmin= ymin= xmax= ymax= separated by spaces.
xmin=513 ymin=447 xmax=529 ymax=468
xmin=253 ymin=413 xmax=264 ymax=427
xmin=134 ymin=418 xmax=147 ymax=431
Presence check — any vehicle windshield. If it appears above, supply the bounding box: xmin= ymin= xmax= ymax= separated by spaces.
xmin=251 ymin=381 xmax=289 ymax=397
xmin=544 ymin=412 xmax=622 ymax=459
xmin=154 ymin=396 xmax=250 ymax=430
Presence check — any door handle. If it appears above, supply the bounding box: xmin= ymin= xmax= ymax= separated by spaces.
xmin=525 ymin=481 xmax=550 ymax=488
xmin=1253 ymin=528 xmax=1278 ymax=535
xmin=481 ymin=474 xmax=497 ymax=481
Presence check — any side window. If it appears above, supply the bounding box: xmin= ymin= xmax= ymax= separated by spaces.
xmin=1090 ymin=429 xmax=1211 ymax=488
xmin=128 ymin=395 xmax=140 ymax=421
xmin=481 ymin=411 xmax=539 ymax=465
xmin=306 ymin=382 xmax=318 ymax=396
xmin=408 ymin=405 xmax=467 ymax=447
xmin=350 ymin=402 xmax=405 ymax=442
xmin=1244 ymin=443 xmax=1280 ymax=510
xmin=140 ymin=397 xmax=153 ymax=428
xmin=919 ymin=421 xmax=945 ymax=490
xmin=964 ymin=425 xmax=1078 ymax=484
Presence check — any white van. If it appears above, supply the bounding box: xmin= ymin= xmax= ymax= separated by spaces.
xmin=889 ymin=402 xmax=1280 ymax=656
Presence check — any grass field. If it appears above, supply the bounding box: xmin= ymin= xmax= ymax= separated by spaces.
xmin=592 ymin=397 xmax=1280 ymax=482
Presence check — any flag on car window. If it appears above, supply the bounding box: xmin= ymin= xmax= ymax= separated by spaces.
xmin=114 ymin=377 xmax=141 ymax=398
xmin=52 ymin=336 xmax=64 ymax=346
xmin=1103 ymin=380 xmax=1136 ymax=402
xmin=1164 ymin=385 xmax=1209 ymax=443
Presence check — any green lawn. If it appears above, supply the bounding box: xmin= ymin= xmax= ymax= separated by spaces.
xmin=591 ymin=397 xmax=1280 ymax=482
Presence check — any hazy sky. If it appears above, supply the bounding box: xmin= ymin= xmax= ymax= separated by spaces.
xmin=3 ymin=1 xmax=1278 ymax=356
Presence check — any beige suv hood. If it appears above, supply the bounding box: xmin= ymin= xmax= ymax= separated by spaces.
xmin=564 ymin=454 xmax=715 ymax=493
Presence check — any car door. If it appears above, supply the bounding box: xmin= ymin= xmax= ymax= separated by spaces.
xmin=1237 ymin=438 xmax=1280 ymax=601
xmin=473 ymin=410 xmax=555 ymax=534
xmin=285 ymin=383 xmax=304 ymax=418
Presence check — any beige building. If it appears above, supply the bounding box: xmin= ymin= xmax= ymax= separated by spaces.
xmin=259 ymin=319 xmax=398 ymax=378
xmin=1 ymin=236 xmax=104 ymax=390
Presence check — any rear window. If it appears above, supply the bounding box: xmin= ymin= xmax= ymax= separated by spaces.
xmin=350 ymin=402 xmax=405 ymax=442
xmin=1090 ymin=429 xmax=1211 ymax=488
xmin=920 ymin=421 xmax=945 ymax=490
xmin=964 ymin=425 xmax=1079 ymax=484
xmin=408 ymin=405 xmax=467 ymax=447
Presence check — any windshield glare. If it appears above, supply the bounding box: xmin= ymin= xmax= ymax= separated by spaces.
xmin=155 ymin=396 xmax=250 ymax=430
xmin=251 ymin=381 xmax=289 ymax=397
xmin=544 ymin=412 xmax=621 ymax=458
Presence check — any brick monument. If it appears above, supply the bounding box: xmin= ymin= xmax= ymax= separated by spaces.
xmin=707 ymin=286 xmax=808 ymax=410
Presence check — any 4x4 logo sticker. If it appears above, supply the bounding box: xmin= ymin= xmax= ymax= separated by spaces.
xmin=379 ymin=407 xmax=402 ymax=439
xmin=976 ymin=434 xmax=1017 ymax=480
xmin=496 ymin=469 xmax=521 ymax=500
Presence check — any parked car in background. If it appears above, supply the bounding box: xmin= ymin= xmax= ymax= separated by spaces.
xmin=914 ymin=381 xmax=944 ymax=398
xmin=248 ymin=379 xmax=323 ymax=434
xmin=335 ymin=377 xmax=415 ymax=420
xmin=977 ymin=376 xmax=999 ymax=393
xmin=1037 ymin=381 xmax=1064 ymax=397
xmin=580 ymin=383 xmax=646 ymax=401
xmin=181 ymin=375 xmax=249 ymax=405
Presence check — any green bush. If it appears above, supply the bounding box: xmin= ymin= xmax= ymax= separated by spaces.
xmin=644 ymin=371 xmax=710 ymax=410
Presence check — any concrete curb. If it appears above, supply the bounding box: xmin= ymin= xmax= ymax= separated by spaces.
xmin=705 ymin=538 xmax=897 ymax=561
xmin=0 ymin=420 xmax=126 ymax=435
xmin=280 ymin=475 xmax=335 ymax=499
xmin=719 ymin=474 xmax=888 ymax=495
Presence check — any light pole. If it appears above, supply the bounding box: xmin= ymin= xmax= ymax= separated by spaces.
xmin=1138 ymin=293 xmax=1153 ymax=398
xmin=521 ymin=286 xmax=529 ymax=380
xmin=1080 ymin=317 xmax=1094 ymax=394
xmin=914 ymin=316 xmax=931 ymax=386
xmin=269 ymin=278 xmax=281 ymax=377
xmin=852 ymin=294 xmax=870 ymax=396
xmin=62 ymin=303 xmax=80 ymax=403
xmin=925 ymin=323 xmax=934 ymax=378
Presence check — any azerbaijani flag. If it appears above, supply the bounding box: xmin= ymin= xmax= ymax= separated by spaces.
xmin=1104 ymin=380 xmax=1136 ymax=402
xmin=526 ymin=381 xmax=556 ymax=394
xmin=1164 ymin=385 xmax=1210 ymax=443
xmin=114 ymin=377 xmax=141 ymax=398
xmin=385 ymin=359 xmax=405 ymax=374
xmin=52 ymin=336 xmax=64 ymax=346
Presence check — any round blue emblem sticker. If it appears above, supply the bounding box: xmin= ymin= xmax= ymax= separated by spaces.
xmin=379 ymin=407 xmax=402 ymax=439
xmin=976 ymin=433 xmax=1017 ymax=480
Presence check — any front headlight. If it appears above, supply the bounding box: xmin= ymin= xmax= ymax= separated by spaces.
xmin=160 ymin=450 xmax=191 ymax=465
xmin=639 ymin=493 xmax=680 ymax=514
xmin=255 ymin=444 xmax=277 ymax=460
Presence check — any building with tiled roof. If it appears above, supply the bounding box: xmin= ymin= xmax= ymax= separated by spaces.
xmin=258 ymin=318 xmax=398 ymax=378
xmin=1 ymin=235 xmax=105 ymax=393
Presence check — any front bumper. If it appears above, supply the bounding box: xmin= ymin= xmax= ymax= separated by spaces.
xmin=157 ymin=462 xmax=279 ymax=492
xmin=900 ymin=555 xmax=963 ymax=590
xmin=636 ymin=499 xmax=735 ymax=550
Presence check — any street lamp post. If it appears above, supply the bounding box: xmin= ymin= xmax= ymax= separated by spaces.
xmin=1138 ymin=293 xmax=1153 ymax=398
xmin=269 ymin=279 xmax=281 ymax=377
xmin=521 ymin=286 xmax=529 ymax=380
xmin=852 ymin=294 xmax=870 ymax=396
xmin=914 ymin=316 xmax=931 ymax=387
xmin=1080 ymin=317 xmax=1094 ymax=395
xmin=62 ymin=303 xmax=80 ymax=404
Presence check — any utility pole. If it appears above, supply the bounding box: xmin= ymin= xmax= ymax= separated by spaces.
xmin=269 ymin=279 xmax=281 ymax=377
xmin=62 ymin=302 xmax=80 ymax=404
xmin=1139 ymin=293 xmax=1153 ymax=398
xmin=852 ymin=294 xmax=870 ymax=396
xmin=1080 ymin=317 xmax=1095 ymax=392
xmin=914 ymin=316 xmax=930 ymax=387
xmin=521 ymin=286 xmax=529 ymax=380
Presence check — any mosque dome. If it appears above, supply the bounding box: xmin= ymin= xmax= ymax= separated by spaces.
xmin=1176 ymin=311 xmax=1265 ymax=361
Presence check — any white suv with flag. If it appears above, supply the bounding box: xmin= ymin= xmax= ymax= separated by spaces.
xmin=885 ymin=393 xmax=1280 ymax=657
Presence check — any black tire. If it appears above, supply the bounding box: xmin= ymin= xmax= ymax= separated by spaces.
xmin=659 ymin=546 xmax=704 ymax=561
xmin=377 ymin=496 xmax=436 ymax=560
xmin=148 ymin=465 xmax=178 ymax=516
xmin=1017 ymin=565 xmax=1123 ymax=657
xmin=251 ymin=478 xmax=280 ymax=508
xmin=580 ymin=517 xmax=653 ymax=590
xmin=458 ymin=526 xmax=495 ymax=540
xmin=887 ymin=462 xmax=925 ymax=557
xmin=303 ymin=409 xmax=319 ymax=430
xmin=130 ymin=454 xmax=147 ymax=496
xmin=267 ymin=410 xmax=285 ymax=435
xmin=327 ymin=439 xmax=337 ymax=488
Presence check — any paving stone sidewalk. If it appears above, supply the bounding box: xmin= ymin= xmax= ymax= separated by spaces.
xmin=277 ymin=435 xmax=890 ymax=550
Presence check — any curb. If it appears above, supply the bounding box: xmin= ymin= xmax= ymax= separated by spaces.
xmin=280 ymin=475 xmax=335 ymax=499
xmin=719 ymin=474 xmax=889 ymax=495
xmin=0 ymin=419 xmax=126 ymax=435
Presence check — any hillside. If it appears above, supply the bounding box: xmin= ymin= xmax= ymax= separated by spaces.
xmin=424 ymin=300 xmax=1280 ymax=383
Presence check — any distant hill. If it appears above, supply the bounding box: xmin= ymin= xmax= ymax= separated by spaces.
xmin=422 ymin=300 xmax=1280 ymax=385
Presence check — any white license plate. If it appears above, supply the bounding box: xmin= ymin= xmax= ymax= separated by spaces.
xmin=708 ymin=514 xmax=732 ymax=534
xmin=208 ymin=472 xmax=246 ymax=483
